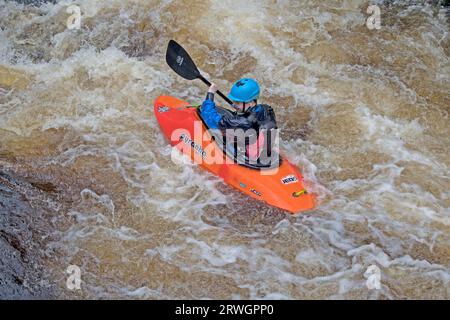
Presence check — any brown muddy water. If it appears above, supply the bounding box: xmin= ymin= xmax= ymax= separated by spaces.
xmin=0 ymin=0 xmax=449 ymax=299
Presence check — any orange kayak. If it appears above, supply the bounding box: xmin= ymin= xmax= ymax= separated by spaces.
xmin=154 ymin=95 xmax=316 ymax=213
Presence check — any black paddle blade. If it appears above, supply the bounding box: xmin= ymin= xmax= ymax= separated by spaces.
xmin=166 ymin=40 xmax=200 ymax=80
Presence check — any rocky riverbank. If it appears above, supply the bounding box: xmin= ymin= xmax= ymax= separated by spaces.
xmin=0 ymin=171 xmax=58 ymax=299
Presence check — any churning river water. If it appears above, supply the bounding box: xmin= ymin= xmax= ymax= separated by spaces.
xmin=0 ymin=0 xmax=449 ymax=299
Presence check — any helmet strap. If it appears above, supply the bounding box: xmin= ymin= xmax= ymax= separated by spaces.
xmin=239 ymin=100 xmax=257 ymax=113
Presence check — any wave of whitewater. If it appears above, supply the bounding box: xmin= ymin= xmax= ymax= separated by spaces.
xmin=0 ymin=0 xmax=449 ymax=299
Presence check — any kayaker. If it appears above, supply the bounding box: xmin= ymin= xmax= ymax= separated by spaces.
xmin=200 ymin=78 xmax=277 ymax=160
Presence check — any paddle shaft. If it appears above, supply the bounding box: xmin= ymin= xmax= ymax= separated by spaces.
xmin=198 ymin=75 xmax=233 ymax=106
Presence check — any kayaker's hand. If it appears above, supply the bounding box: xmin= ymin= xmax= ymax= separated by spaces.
xmin=208 ymin=83 xmax=218 ymax=93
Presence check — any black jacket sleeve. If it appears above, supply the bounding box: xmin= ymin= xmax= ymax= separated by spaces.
xmin=257 ymin=104 xmax=277 ymax=130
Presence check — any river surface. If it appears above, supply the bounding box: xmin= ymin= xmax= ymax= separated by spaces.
xmin=0 ymin=0 xmax=449 ymax=299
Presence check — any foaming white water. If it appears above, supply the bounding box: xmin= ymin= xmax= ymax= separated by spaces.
xmin=282 ymin=139 xmax=331 ymax=200
xmin=1 ymin=0 xmax=449 ymax=299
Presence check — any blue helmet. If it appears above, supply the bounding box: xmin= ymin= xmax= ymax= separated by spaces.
xmin=228 ymin=78 xmax=260 ymax=102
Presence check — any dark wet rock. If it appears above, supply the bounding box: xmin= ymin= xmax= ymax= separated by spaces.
xmin=0 ymin=171 xmax=57 ymax=299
